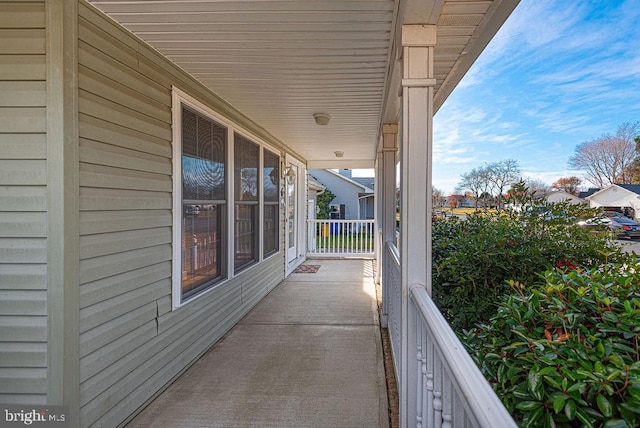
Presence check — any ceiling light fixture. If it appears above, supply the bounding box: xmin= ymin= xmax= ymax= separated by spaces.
xmin=334 ymin=151 xmax=344 ymax=158
xmin=313 ymin=113 xmax=331 ymax=126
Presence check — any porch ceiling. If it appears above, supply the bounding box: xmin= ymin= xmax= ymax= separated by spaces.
xmin=88 ymin=0 xmax=518 ymax=168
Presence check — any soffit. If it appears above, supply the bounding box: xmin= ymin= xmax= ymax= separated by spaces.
xmin=87 ymin=0 xmax=518 ymax=168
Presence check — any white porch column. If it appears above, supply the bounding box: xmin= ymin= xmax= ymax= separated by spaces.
xmin=374 ymin=150 xmax=383 ymax=286
xmin=399 ymin=24 xmax=436 ymax=427
xmin=381 ymin=124 xmax=398 ymax=328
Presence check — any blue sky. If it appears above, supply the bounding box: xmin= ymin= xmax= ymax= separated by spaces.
xmin=431 ymin=0 xmax=640 ymax=194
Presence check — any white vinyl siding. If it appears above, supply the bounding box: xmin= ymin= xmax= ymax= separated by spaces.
xmin=0 ymin=1 xmax=48 ymax=405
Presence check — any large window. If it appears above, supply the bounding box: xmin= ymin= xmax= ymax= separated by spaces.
xmin=173 ymin=89 xmax=284 ymax=308
xmin=234 ymin=134 xmax=259 ymax=271
xmin=263 ymin=150 xmax=280 ymax=257
xmin=180 ymin=105 xmax=227 ymax=301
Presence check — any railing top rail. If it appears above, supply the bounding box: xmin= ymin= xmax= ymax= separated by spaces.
xmin=385 ymin=241 xmax=400 ymax=266
xmin=410 ymin=285 xmax=517 ymax=428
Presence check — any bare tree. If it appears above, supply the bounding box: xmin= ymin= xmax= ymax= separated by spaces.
xmin=486 ymin=159 xmax=521 ymax=211
xmin=569 ymin=121 xmax=640 ymax=187
xmin=457 ymin=168 xmax=487 ymax=210
xmin=524 ymin=177 xmax=551 ymax=196
xmin=432 ymin=186 xmax=446 ymax=207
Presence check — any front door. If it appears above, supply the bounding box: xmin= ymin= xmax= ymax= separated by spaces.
xmin=286 ymin=162 xmax=298 ymax=263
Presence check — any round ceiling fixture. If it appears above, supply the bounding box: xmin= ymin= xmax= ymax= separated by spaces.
xmin=313 ymin=113 xmax=331 ymax=126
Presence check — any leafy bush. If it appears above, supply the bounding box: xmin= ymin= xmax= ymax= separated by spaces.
xmin=432 ymin=198 xmax=624 ymax=331
xmin=464 ymin=264 xmax=640 ymax=428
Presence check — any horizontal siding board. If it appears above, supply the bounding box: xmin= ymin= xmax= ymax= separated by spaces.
xmin=156 ymin=295 xmax=171 ymax=317
xmin=79 ymin=114 xmax=171 ymax=158
xmin=80 ymin=261 xmax=171 ymax=308
xmin=84 ymin=292 xmax=260 ymax=426
xmin=80 ymin=138 xmax=171 ymax=175
xmin=0 ymin=290 xmax=46 ymax=316
xmin=0 ymin=394 xmax=46 ymax=405
xmin=0 ymin=342 xmax=46 ymax=367
xmin=0 ymin=315 xmax=46 ymax=342
xmin=80 ymin=278 xmax=168 ymax=332
xmin=0 ymin=134 xmax=47 ymax=159
xmin=79 ymin=90 xmax=172 ymax=141
xmin=80 ymin=303 xmax=157 ymax=357
xmin=0 ymin=186 xmax=46 ymax=212
xmin=0 ymin=107 xmax=46 ymax=133
xmin=0 ymin=160 xmax=46 ymax=185
xmin=80 ymin=227 xmax=171 ymax=259
xmin=0 ymin=3 xmax=45 ymax=28
xmin=0 ymin=81 xmax=46 ymax=107
xmin=80 ymin=209 xmax=171 ymax=235
xmin=79 ymin=163 xmax=171 ymax=192
xmin=79 ymin=244 xmax=172 ymax=284
xmin=0 ymin=238 xmax=46 ymax=263
xmin=0 ymin=368 xmax=46 ymax=394
xmin=79 ymin=41 xmax=171 ymax=106
xmin=0 ymin=55 xmax=46 ymax=80
xmin=79 ymin=188 xmax=171 ymax=211
xmin=0 ymin=212 xmax=46 ymax=237
xmin=0 ymin=264 xmax=46 ymax=290
xmin=0 ymin=29 xmax=45 ymax=54
xmin=81 ymin=291 xmax=242 ymax=414
xmin=80 ymin=320 xmax=157 ymax=382
xmin=78 ymin=17 xmax=139 ymax=70
xmin=79 ymin=65 xmax=171 ymax=123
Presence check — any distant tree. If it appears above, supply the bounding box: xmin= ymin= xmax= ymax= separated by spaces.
xmin=486 ymin=159 xmax=521 ymax=211
xmin=524 ymin=177 xmax=551 ymax=196
xmin=551 ymin=176 xmax=582 ymax=195
xmin=569 ymin=121 xmax=640 ymax=187
xmin=447 ymin=194 xmax=464 ymax=209
xmin=316 ymin=188 xmax=336 ymax=219
xmin=432 ymin=187 xmax=446 ymax=207
xmin=457 ymin=168 xmax=488 ymax=210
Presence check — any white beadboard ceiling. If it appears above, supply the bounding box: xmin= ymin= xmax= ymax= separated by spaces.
xmin=88 ymin=0 xmax=519 ymax=168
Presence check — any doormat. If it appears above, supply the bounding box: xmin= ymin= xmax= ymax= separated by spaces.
xmin=293 ymin=264 xmax=321 ymax=273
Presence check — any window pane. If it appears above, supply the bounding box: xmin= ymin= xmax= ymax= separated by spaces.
xmin=234 ymin=134 xmax=259 ymax=201
xmin=182 ymin=106 xmax=226 ymax=201
xmin=182 ymin=204 xmax=223 ymax=298
xmin=263 ymin=150 xmax=280 ymax=203
xmin=234 ymin=204 xmax=257 ymax=270
xmin=264 ymin=204 xmax=278 ymax=257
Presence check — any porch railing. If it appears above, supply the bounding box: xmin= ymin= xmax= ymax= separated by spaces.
xmin=307 ymin=219 xmax=375 ymax=257
xmin=384 ymin=241 xmax=516 ymax=428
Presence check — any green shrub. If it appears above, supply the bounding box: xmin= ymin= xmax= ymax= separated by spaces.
xmin=432 ymin=199 xmax=624 ymax=331
xmin=464 ymin=264 xmax=640 ymax=428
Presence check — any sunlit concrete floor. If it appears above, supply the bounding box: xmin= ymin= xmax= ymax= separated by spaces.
xmin=126 ymin=259 xmax=389 ymax=428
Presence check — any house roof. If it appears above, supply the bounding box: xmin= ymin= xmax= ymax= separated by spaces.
xmin=308 ymin=176 xmax=326 ymax=192
xmin=578 ymin=188 xmax=600 ymax=199
xmin=88 ymin=0 xmax=519 ymax=169
xmin=320 ymin=169 xmax=374 ymax=194
xmin=352 ymin=177 xmax=375 ymax=191
xmin=586 ymin=184 xmax=640 ymax=200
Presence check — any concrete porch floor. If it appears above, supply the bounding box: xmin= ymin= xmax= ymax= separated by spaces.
xmin=126 ymin=259 xmax=389 ymax=427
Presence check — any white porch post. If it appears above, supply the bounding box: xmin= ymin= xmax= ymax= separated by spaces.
xmin=374 ymin=151 xmax=383 ymax=286
xmin=381 ymin=124 xmax=398 ymax=328
xmin=399 ymin=24 xmax=436 ymax=427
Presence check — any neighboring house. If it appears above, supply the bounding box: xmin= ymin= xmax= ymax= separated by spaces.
xmin=546 ymin=190 xmax=585 ymax=205
xmin=309 ymin=169 xmax=375 ymax=220
xmin=586 ymin=184 xmax=640 ymax=220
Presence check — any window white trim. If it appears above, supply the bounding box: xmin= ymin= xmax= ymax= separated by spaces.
xmin=171 ymin=86 xmax=283 ymax=310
